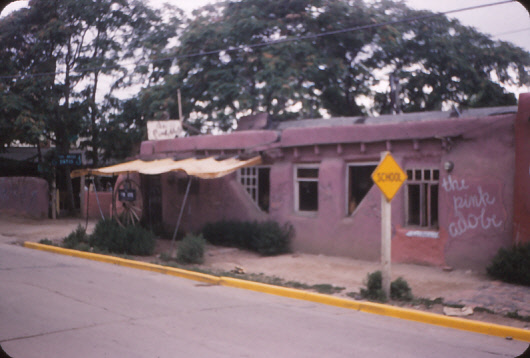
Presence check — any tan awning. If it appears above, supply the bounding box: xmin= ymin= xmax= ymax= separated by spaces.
xmin=71 ymin=155 xmax=262 ymax=179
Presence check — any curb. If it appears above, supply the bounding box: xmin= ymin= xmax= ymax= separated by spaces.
xmin=24 ymin=242 xmax=530 ymax=342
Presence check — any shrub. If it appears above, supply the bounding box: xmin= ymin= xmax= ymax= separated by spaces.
xmin=487 ymin=243 xmax=530 ymax=286
xmin=123 ymin=225 xmax=156 ymax=256
xmin=89 ymin=219 xmax=155 ymax=256
xmin=202 ymin=220 xmax=293 ymax=256
xmin=62 ymin=225 xmax=89 ymax=249
xmin=360 ymin=271 xmax=414 ymax=302
xmin=251 ymin=221 xmax=293 ymax=256
xmin=177 ymin=234 xmax=206 ymax=264
xmin=89 ymin=219 xmax=125 ymax=253
xmin=360 ymin=271 xmax=387 ymax=302
xmin=390 ymin=277 xmax=413 ymax=301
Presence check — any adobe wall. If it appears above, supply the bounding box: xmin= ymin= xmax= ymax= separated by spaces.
xmin=513 ymin=93 xmax=530 ymax=244
xmin=160 ymin=172 xmax=268 ymax=236
xmin=140 ymin=110 xmax=517 ymax=271
xmin=0 ymin=177 xmax=48 ymax=218
xmin=81 ymin=190 xmax=113 ymax=219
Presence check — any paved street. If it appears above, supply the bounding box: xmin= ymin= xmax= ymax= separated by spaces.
xmin=0 ymin=243 xmax=527 ymax=358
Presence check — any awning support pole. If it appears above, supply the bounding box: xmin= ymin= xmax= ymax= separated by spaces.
xmin=170 ymin=177 xmax=192 ymax=257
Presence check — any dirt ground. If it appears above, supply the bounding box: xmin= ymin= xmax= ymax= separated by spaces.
xmin=1 ymin=214 xmax=529 ymax=330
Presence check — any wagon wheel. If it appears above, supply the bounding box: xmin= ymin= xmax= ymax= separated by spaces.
xmin=113 ymin=178 xmax=143 ymax=227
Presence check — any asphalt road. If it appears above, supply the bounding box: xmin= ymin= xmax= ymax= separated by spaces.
xmin=0 ymin=244 xmax=527 ymax=358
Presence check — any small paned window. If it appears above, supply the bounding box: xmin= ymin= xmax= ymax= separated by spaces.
xmin=406 ymin=168 xmax=439 ymax=228
xmin=295 ymin=166 xmax=319 ymax=212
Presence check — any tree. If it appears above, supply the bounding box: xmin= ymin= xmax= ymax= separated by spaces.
xmin=134 ymin=0 xmax=529 ymax=131
xmin=0 ymin=0 xmax=183 ymax=214
xmin=368 ymin=0 xmax=528 ymax=114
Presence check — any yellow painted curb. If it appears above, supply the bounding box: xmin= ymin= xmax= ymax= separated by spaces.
xmin=23 ymin=242 xmax=220 ymax=285
xmin=24 ymin=242 xmax=530 ymax=342
xmin=220 ymin=276 xmax=530 ymax=342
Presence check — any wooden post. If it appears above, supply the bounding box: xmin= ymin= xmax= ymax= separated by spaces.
xmin=177 ymin=89 xmax=183 ymax=122
xmin=381 ymin=192 xmax=391 ymax=299
xmin=372 ymin=151 xmax=406 ymax=300
xmin=170 ymin=177 xmax=192 ymax=258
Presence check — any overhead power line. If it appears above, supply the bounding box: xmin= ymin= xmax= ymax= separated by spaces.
xmin=0 ymin=0 xmax=517 ymax=80
xmin=492 ymin=27 xmax=530 ymax=37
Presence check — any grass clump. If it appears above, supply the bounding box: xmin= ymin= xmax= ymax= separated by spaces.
xmin=360 ymin=271 xmax=413 ymax=302
xmin=487 ymin=242 xmax=530 ymax=286
xmin=202 ymin=220 xmax=293 ymax=256
xmin=62 ymin=225 xmax=90 ymax=250
xmin=176 ymin=234 xmax=206 ymax=264
xmin=38 ymin=238 xmax=55 ymax=246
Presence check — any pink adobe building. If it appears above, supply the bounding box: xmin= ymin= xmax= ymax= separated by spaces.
xmin=131 ymin=93 xmax=529 ymax=271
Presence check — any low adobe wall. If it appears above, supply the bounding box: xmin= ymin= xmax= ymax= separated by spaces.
xmin=513 ymin=93 xmax=530 ymax=244
xmin=81 ymin=190 xmax=113 ymax=219
xmin=0 ymin=177 xmax=48 ymax=218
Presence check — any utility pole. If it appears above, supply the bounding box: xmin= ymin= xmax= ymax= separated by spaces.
xmin=390 ymin=74 xmax=401 ymax=114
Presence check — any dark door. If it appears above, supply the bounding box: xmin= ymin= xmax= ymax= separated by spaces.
xmin=142 ymin=175 xmax=162 ymax=231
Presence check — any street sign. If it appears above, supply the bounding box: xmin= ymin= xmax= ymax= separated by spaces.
xmin=118 ymin=189 xmax=137 ymax=202
xmin=371 ymin=152 xmax=407 ymax=202
xmin=56 ymin=153 xmax=82 ymax=166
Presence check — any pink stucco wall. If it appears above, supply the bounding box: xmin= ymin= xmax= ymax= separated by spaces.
xmin=81 ymin=191 xmax=113 ymax=219
xmin=135 ymin=99 xmax=525 ymax=270
xmin=513 ymin=93 xmax=530 ymax=244
xmin=160 ymin=172 xmax=268 ymax=235
xmin=0 ymin=177 xmax=48 ymax=218
xmin=141 ymin=130 xmax=279 ymax=158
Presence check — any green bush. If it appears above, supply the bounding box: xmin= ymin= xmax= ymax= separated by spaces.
xmin=487 ymin=243 xmax=530 ymax=286
xmin=177 ymin=234 xmax=206 ymax=264
xmin=360 ymin=271 xmax=413 ymax=302
xmin=89 ymin=219 xmax=125 ymax=253
xmin=88 ymin=219 xmax=156 ymax=256
xmin=252 ymin=221 xmax=293 ymax=256
xmin=62 ymin=224 xmax=89 ymax=250
xmin=123 ymin=225 xmax=157 ymax=256
xmin=360 ymin=271 xmax=387 ymax=302
xmin=202 ymin=220 xmax=293 ymax=256
xmin=390 ymin=277 xmax=413 ymax=301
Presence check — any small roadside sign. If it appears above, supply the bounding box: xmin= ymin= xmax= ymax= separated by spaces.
xmin=372 ymin=151 xmax=407 ymax=298
xmin=371 ymin=152 xmax=407 ymax=202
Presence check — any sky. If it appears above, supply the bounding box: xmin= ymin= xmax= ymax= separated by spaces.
xmin=2 ymin=0 xmax=528 ymax=50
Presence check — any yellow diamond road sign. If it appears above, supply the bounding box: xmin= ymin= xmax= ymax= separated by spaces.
xmin=371 ymin=152 xmax=407 ymax=202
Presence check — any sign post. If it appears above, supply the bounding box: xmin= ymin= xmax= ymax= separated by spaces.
xmin=371 ymin=152 xmax=407 ymax=299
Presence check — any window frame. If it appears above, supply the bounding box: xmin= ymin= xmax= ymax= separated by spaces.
xmin=346 ymin=161 xmax=378 ymax=216
xmin=405 ymin=168 xmax=439 ymax=229
xmin=238 ymin=165 xmax=271 ymax=212
xmin=294 ymin=164 xmax=319 ymax=213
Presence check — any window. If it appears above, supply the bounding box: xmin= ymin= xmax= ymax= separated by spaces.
xmin=295 ymin=166 xmax=319 ymax=212
xmin=347 ymin=163 xmax=377 ymax=215
xmin=239 ymin=167 xmax=270 ymax=212
xmin=406 ymin=168 xmax=439 ymax=228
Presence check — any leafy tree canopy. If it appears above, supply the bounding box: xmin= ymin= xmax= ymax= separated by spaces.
xmin=135 ymin=0 xmax=529 ymax=130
